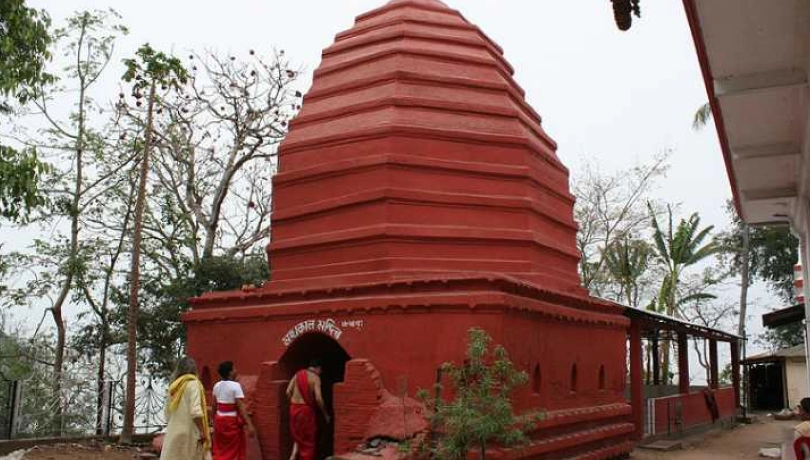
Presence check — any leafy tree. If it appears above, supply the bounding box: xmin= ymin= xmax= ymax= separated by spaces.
xmin=108 ymin=252 xmax=269 ymax=378
xmin=719 ymin=203 xmax=798 ymax=301
xmin=418 ymin=328 xmax=540 ymax=460
xmin=2 ymin=10 xmax=129 ymax=435
xmin=0 ymin=0 xmax=52 ymax=110
xmin=0 ymin=146 xmax=49 ymax=221
xmin=718 ymin=201 xmax=801 ymax=349
xmin=0 ymin=0 xmax=53 ymax=220
xmin=759 ymin=323 xmax=804 ymax=350
xmin=120 ymin=42 xmax=188 ymax=443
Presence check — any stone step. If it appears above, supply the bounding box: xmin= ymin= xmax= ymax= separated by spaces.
xmin=639 ymin=440 xmax=683 ymax=451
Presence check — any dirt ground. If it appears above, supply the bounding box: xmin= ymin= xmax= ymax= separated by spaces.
xmin=1 ymin=418 xmax=799 ymax=459
xmin=632 ymin=417 xmax=796 ymax=460
xmin=6 ymin=441 xmax=146 ymax=459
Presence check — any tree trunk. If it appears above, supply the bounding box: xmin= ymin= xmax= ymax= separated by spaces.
xmin=645 ymin=342 xmax=651 ymax=385
xmin=50 ymin=303 xmax=66 ymax=435
xmin=98 ymin=187 xmax=132 ymax=435
xmin=40 ymin=18 xmax=89 ymax=436
xmin=738 ymin=224 xmax=750 ymax=344
xmin=121 ymin=81 xmax=157 ymax=443
xmin=738 ymin=224 xmax=750 ymax=402
xmin=49 ymin=47 xmax=87 ymax=433
xmin=95 ymin=319 xmax=108 ymax=435
xmin=661 ymin=272 xmax=678 ymax=384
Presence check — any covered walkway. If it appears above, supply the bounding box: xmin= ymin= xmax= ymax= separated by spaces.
xmin=626 ymin=307 xmax=741 ymax=440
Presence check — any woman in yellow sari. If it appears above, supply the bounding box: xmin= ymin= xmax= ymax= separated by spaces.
xmin=161 ymin=356 xmax=212 ymax=460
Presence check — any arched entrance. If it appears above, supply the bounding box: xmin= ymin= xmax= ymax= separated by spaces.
xmin=279 ymin=333 xmax=351 ymax=460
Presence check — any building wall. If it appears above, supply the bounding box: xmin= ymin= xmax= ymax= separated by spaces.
xmin=786 ymin=358 xmax=808 ymax=408
xmin=186 ymin=285 xmax=629 ymax=401
xmin=185 ymin=283 xmax=633 ymax=459
xmin=188 ymin=302 xmax=629 ymax=410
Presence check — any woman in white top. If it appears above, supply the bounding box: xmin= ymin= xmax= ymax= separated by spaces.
xmin=212 ymin=361 xmax=255 ymax=460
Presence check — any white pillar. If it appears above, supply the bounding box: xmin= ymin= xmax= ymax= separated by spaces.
xmin=799 ymin=219 xmax=810 ymax=396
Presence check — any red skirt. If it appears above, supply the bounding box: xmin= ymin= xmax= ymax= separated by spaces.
xmin=289 ymin=403 xmax=317 ymax=460
xmin=213 ymin=414 xmax=246 ymax=460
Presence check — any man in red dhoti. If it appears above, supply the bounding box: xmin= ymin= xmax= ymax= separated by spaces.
xmin=212 ymin=361 xmax=256 ymax=460
xmin=286 ymin=359 xmax=330 ymax=460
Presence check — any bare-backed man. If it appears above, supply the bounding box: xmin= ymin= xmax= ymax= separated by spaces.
xmin=286 ymin=359 xmax=330 ymax=460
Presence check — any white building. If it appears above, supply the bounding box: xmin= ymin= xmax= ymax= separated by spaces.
xmin=683 ymin=0 xmax=810 ymax=391
xmin=744 ymin=345 xmax=808 ymax=411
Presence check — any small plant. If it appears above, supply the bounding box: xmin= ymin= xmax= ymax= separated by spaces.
xmin=397 ymin=439 xmax=413 ymax=456
xmin=418 ymin=328 xmax=544 ymax=460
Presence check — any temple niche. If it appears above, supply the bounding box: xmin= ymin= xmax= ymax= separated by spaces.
xmin=184 ymin=1 xmax=634 ymax=459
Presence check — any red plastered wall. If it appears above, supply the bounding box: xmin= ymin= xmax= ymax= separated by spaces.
xmin=653 ymin=387 xmax=737 ymax=435
xmin=333 ymin=359 xmax=386 ymax=453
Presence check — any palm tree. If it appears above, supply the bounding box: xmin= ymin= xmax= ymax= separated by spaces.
xmin=603 ymin=236 xmax=650 ymax=307
xmin=693 ymin=102 xmax=713 ymax=130
xmin=649 ymin=204 xmax=721 ymax=382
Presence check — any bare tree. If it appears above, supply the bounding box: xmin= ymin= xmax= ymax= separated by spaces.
xmin=572 ymin=152 xmax=669 ymax=297
xmin=679 ymin=271 xmax=736 ymax=383
xmin=146 ymin=49 xmax=301 ymax=266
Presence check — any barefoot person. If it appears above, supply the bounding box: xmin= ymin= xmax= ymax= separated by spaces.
xmin=286 ymin=359 xmax=330 ymax=460
xmin=213 ymin=361 xmax=256 ymax=460
xmin=161 ymin=356 xmax=211 ymax=460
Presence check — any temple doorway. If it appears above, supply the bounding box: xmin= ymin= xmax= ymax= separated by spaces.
xmin=279 ymin=333 xmax=351 ymax=460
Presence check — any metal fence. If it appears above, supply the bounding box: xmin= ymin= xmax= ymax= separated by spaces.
xmin=0 ymin=375 xmax=166 ymax=440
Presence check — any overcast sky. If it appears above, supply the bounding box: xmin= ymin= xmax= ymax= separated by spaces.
xmin=13 ymin=0 xmax=780 ymax=354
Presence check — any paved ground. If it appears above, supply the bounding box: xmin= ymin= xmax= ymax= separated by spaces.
xmin=632 ymin=418 xmax=796 ymax=460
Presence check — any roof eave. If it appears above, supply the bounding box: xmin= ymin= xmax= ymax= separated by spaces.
xmin=682 ymin=0 xmax=744 ymax=219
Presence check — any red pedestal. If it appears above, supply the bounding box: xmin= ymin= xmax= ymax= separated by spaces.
xmin=185 ymin=1 xmax=634 ymax=459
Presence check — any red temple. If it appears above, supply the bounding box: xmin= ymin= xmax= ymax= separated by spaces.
xmin=184 ymin=1 xmax=676 ymax=459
